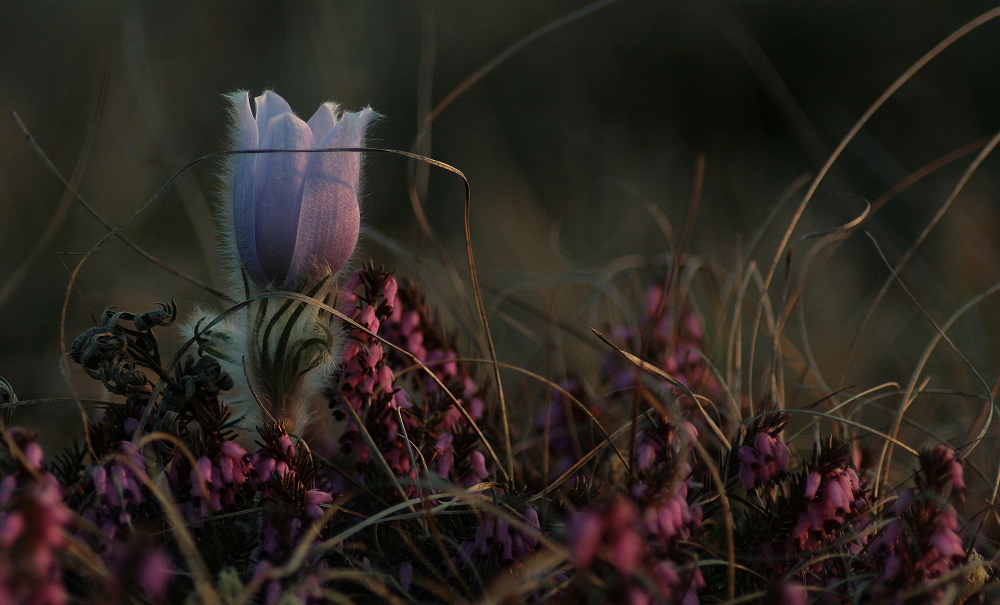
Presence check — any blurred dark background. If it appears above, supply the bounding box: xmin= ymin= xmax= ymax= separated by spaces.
xmin=4 ymin=0 xmax=1000 ymax=451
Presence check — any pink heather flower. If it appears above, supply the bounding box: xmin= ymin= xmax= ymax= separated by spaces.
xmin=23 ymin=442 xmax=43 ymax=468
xmin=933 ymin=445 xmax=965 ymax=492
xmin=0 ymin=511 xmax=25 ymax=548
xmin=229 ymin=90 xmax=374 ymax=288
xmin=190 ymin=456 xmax=214 ymax=498
xmin=466 ymin=508 xmax=540 ymax=566
xmin=469 ymin=451 xmax=488 ymax=481
xmin=736 ymin=416 xmax=791 ymax=490
xmin=790 ymin=465 xmax=865 ymax=554
xmin=571 ymin=496 xmax=647 ymax=574
xmin=610 ymin=528 xmax=644 ymax=575
xmin=218 ymin=441 xmax=251 ymax=484
xmin=136 ymin=549 xmax=173 ymax=601
xmin=649 ymin=559 xmax=705 ymax=605
xmin=804 ymin=471 xmax=822 ymax=499
xmin=277 ymin=433 xmax=296 ymax=456
xmin=0 ymin=462 xmax=72 ymax=605
xmin=571 ymin=512 xmax=605 ymax=567
xmin=0 ymin=475 xmax=16 ymax=503
xmin=304 ymin=489 xmax=333 ymax=519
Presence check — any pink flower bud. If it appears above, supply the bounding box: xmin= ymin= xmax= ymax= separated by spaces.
xmin=469 ymin=451 xmax=488 ymax=480
xmin=382 ymin=278 xmax=398 ymax=308
xmin=137 ymin=549 xmax=174 ymax=600
xmin=23 ymin=442 xmax=43 ymax=468
xmin=754 ymin=432 xmax=775 ymax=458
xmin=610 ymin=529 xmax=644 ymax=575
xmin=804 ymin=471 xmax=822 ymax=499
xmin=304 ymin=489 xmax=333 ymax=519
xmin=571 ymin=512 xmax=604 ymax=566
xmin=0 ymin=511 xmax=25 ymax=548
xmin=401 ymin=310 xmax=420 ymax=336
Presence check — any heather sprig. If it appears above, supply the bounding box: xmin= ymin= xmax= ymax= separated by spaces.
xmin=331 ymin=263 xmax=491 ymax=498
xmin=0 ymin=428 xmax=72 ymax=605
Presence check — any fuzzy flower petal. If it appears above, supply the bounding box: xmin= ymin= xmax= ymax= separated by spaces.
xmin=229 ymin=90 xmax=374 ymax=288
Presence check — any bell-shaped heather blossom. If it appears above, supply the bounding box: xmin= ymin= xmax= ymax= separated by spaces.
xmin=790 ymin=465 xmax=863 ymax=552
xmin=399 ymin=562 xmax=414 ymax=591
xmin=229 ymin=90 xmax=374 ymax=289
xmin=738 ymin=429 xmax=791 ymax=490
xmin=921 ymin=445 xmax=965 ymax=494
xmin=571 ymin=495 xmax=704 ymax=604
xmin=85 ymin=441 xmax=151 ymax=538
xmin=571 ymin=496 xmax=645 ymax=573
xmin=164 ymin=439 xmax=252 ymax=523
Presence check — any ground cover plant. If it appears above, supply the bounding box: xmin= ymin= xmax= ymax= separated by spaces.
xmin=4 ymin=3 xmax=1000 ymax=604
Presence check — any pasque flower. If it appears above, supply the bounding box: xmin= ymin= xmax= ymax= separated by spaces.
xmin=186 ymin=91 xmax=376 ymax=434
xmin=229 ymin=90 xmax=374 ymax=288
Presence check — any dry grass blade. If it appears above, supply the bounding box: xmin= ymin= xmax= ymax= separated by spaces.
xmin=0 ymin=66 xmax=109 ymax=313
xmin=747 ymin=6 xmax=1000 ymax=412
xmin=12 ymin=111 xmax=232 ymax=303
xmin=838 ymin=135 xmax=994 ymax=388
xmin=863 ymin=233 xmax=998 ymax=500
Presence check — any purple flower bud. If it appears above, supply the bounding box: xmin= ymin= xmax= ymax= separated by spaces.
xmin=571 ymin=512 xmax=604 ymax=566
xmin=773 ymin=441 xmax=790 ymax=470
xmin=754 ymin=432 xmax=775 ymax=458
xmin=524 ymin=506 xmax=541 ymax=531
xmin=637 ymin=442 xmax=658 ymax=471
xmin=219 ymin=440 xmax=246 ymax=459
xmin=434 ymin=433 xmax=454 ymax=451
xmin=610 ymin=528 xmax=644 ymax=575
xmin=278 ymin=434 xmax=296 ymax=455
xmin=436 ymin=450 xmax=454 ymax=478
xmin=804 ymin=471 xmax=822 ymax=499
xmin=91 ymin=466 xmax=108 ymax=496
xmin=0 ymin=511 xmax=25 ymax=548
xmin=229 ymin=91 xmax=374 ymax=288
xmin=0 ymin=476 xmax=16 ymax=503
xmin=304 ymin=489 xmax=333 ymax=519
xmin=382 ymin=278 xmax=398 ymax=308
xmin=469 ymin=451 xmax=488 ymax=480
xmin=737 ymin=445 xmax=756 ymax=467
xmin=401 ymin=310 xmax=420 ymax=335
xmin=199 ymin=457 xmax=215 ymax=483
xmin=931 ymin=530 xmax=964 ymax=559
xmin=23 ymin=442 xmax=43 ymax=468
xmin=136 ymin=549 xmax=173 ymax=601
